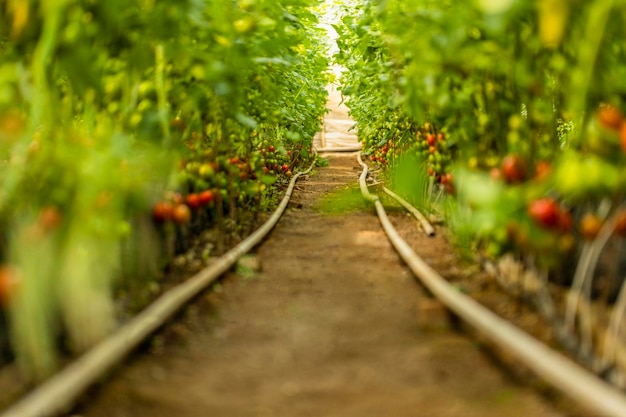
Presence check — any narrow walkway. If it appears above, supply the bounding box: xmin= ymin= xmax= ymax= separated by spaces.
xmin=314 ymin=82 xmax=359 ymax=150
xmin=67 ymin=90 xmax=585 ymax=417
xmin=71 ymin=154 xmax=573 ymax=417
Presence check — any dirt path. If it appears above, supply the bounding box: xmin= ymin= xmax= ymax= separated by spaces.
xmin=66 ymin=153 xmax=589 ymax=417
xmin=314 ymin=80 xmax=359 ymax=150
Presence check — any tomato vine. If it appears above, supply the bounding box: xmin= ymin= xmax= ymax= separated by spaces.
xmin=334 ymin=0 xmax=626 ymax=275
xmin=0 ymin=0 xmax=330 ymax=378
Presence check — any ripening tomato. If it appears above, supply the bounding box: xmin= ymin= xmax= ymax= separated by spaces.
xmin=198 ymin=190 xmax=214 ymax=206
xmin=173 ymin=204 xmax=192 ymax=225
xmin=534 ymin=161 xmax=552 ymax=181
xmin=0 ymin=265 xmax=18 ymax=307
xmin=579 ymin=213 xmax=603 ymax=240
xmin=490 ymin=167 xmax=502 ymax=181
xmin=597 ymin=105 xmax=623 ymax=131
xmin=528 ymin=198 xmax=561 ymax=230
xmin=501 ymin=154 xmax=527 ymax=184
xmin=559 ymin=210 xmax=573 ymax=233
xmin=186 ymin=193 xmax=200 ymax=209
xmin=38 ymin=206 xmax=62 ymax=231
xmin=199 ymin=163 xmax=216 ymax=180
xmin=153 ymin=201 xmax=174 ymax=223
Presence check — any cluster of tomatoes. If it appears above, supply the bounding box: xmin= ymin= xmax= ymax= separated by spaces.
xmin=0 ymin=205 xmax=66 ymax=312
xmin=152 ymin=192 xmax=211 ymax=225
xmin=363 ymin=120 xmax=455 ymax=194
xmin=412 ymin=125 xmax=454 ymax=191
xmin=369 ymin=142 xmax=392 ymax=165
xmin=486 ymin=151 xmax=626 ymax=248
xmin=461 ymin=103 xmax=626 ymax=268
xmin=151 ymin=141 xmax=295 ymax=228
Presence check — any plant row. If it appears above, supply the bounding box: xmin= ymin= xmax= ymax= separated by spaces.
xmin=0 ymin=0 xmax=330 ymax=379
xmin=333 ymin=1 xmax=626 ymax=289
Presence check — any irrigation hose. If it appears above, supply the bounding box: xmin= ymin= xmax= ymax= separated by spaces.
xmin=356 ymin=152 xmax=626 ymax=417
xmin=316 ymin=145 xmax=362 ymax=153
xmin=0 ymin=155 xmax=318 ymax=417
xmin=381 ymin=186 xmax=435 ymax=236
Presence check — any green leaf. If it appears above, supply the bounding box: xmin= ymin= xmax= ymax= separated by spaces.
xmin=236 ymin=113 xmax=258 ymax=129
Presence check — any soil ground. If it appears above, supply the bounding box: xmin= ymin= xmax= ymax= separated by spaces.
xmin=64 ymin=152 xmax=594 ymax=417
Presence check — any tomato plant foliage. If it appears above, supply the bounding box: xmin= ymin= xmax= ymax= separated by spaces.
xmin=334 ymin=0 xmax=626 ymax=270
xmin=0 ymin=0 xmax=330 ymax=378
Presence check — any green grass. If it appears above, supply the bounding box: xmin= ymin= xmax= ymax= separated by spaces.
xmin=317 ymin=185 xmax=369 ymax=214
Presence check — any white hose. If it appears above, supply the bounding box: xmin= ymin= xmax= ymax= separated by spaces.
xmin=357 ymin=152 xmax=626 ymax=417
xmin=0 ymin=156 xmax=317 ymax=417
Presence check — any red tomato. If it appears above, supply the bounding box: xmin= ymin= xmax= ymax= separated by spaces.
xmin=501 ymin=154 xmax=527 ymax=184
xmin=198 ymin=190 xmax=214 ymax=206
xmin=528 ymin=198 xmax=561 ymax=230
xmin=173 ymin=204 xmax=192 ymax=225
xmin=153 ymin=201 xmax=174 ymax=223
xmin=440 ymin=172 xmax=453 ymax=185
xmin=598 ymin=105 xmax=623 ymax=131
xmin=186 ymin=193 xmax=200 ymax=209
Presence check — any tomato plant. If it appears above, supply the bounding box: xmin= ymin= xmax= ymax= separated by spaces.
xmin=333 ymin=0 xmax=626 ymax=279
xmin=0 ymin=0 xmax=330 ymax=378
